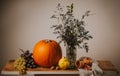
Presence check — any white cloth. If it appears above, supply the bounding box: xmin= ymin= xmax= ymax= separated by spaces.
xmin=78 ymin=62 xmax=103 ymax=76
xmin=78 ymin=69 xmax=93 ymax=76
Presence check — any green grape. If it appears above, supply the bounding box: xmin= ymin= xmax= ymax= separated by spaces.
xmin=19 ymin=69 xmax=26 ymax=75
xmin=14 ymin=57 xmax=26 ymax=75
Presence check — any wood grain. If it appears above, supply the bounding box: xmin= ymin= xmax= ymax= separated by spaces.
xmin=97 ymin=60 xmax=117 ymax=71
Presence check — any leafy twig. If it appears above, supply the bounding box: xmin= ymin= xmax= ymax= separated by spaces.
xmin=51 ymin=3 xmax=93 ymax=52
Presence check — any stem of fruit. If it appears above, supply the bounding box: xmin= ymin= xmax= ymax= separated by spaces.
xmin=46 ymin=39 xmax=52 ymax=43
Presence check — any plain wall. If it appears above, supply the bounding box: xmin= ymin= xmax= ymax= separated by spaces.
xmin=0 ymin=0 xmax=120 ymax=75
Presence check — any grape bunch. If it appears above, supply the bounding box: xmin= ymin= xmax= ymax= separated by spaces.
xmin=20 ymin=49 xmax=38 ymax=68
xmin=14 ymin=57 xmax=26 ymax=75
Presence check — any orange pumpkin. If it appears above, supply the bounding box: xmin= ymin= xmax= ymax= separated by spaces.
xmin=33 ymin=39 xmax=62 ymax=67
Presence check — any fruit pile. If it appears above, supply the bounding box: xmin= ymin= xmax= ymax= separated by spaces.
xmin=14 ymin=49 xmax=38 ymax=75
xmin=75 ymin=57 xmax=92 ymax=70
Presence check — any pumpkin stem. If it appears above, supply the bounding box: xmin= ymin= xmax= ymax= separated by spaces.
xmin=45 ymin=39 xmax=52 ymax=43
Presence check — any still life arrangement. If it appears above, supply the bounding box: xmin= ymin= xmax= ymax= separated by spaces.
xmin=12 ymin=3 xmax=103 ymax=76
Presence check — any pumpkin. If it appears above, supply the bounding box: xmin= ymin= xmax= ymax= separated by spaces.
xmin=33 ymin=39 xmax=62 ymax=67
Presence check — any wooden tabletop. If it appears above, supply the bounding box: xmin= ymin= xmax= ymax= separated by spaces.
xmin=97 ymin=60 xmax=118 ymax=71
xmin=1 ymin=60 xmax=119 ymax=75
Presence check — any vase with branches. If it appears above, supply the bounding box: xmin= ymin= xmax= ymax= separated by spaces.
xmin=51 ymin=3 xmax=93 ymax=69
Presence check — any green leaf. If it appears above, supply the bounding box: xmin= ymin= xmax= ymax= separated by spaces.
xmin=83 ymin=31 xmax=89 ymax=35
xmin=50 ymin=15 xmax=56 ymax=18
xmin=88 ymin=35 xmax=93 ymax=39
xmin=71 ymin=3 xmax=73 ymax=9
xmin=50 ymin=25 xmax=57 ymax=28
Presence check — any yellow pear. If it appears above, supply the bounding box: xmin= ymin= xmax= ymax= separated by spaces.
xmin=58 ymin=57 xmax=70 ymax=70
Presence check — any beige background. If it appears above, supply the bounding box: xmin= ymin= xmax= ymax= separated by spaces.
xmin=0 ymin=0 xmax=120 ymax=75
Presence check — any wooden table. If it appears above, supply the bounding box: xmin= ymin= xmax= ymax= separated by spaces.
xmin=1 ymin=60 xmax=119 ymax=76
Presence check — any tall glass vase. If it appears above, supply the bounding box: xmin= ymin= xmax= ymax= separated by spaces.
xmin=66 ymin=44 xmax=77 ymax=69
